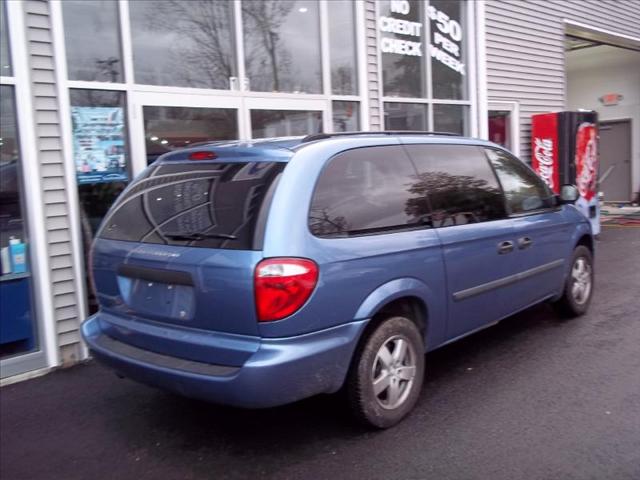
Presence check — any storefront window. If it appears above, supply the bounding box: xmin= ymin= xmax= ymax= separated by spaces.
xmin=62 ymin=0 xmax=123 ymax=82
xmin=143 ymin=106 xmax=238 ymax=165
xmin=0 ymin=2 xmax=11 ymax=76
xmin=130 ymin=0 xmax=236 ymax=89
xmin=380 ymin=0 xmax=425 ymax=98
xmin=328 ymin=0 xmax=358 ymax=95
xmin=379 ymin=0 xmax=470 ymax=133
xmin=251 ymin=110 xmax=322 ymax=138
xmin=333 ymin=101 xmax=360 ymax=132
xmin=242 ymin=0 xmax=322 ymax=94
xmin=433 ymin=104 xmax=468 ymax=134
xmin=429 ymin=0 xmax=467 ymax=100
xmin=384 ymin=102 xmax=428 ymax=130
xmin=0 ymin=86 xmax=38 ymax=358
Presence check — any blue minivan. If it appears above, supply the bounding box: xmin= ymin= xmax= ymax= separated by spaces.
xmin=82 ymin=132 xmax=594 ymax=428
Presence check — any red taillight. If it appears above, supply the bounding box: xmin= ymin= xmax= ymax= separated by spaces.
xmin=254 ymin=258 xmax=318 ymax=322
xmin=188 ymin=151 xmax=217 ymax=160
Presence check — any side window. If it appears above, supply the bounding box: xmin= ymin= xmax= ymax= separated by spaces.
xmin=308 ymin=146 xmax=429 ymax=237
xmin=485 ymin=148 xmax=555 ymax=214
xmin=405 ymin=144 xmax=506 ymax=227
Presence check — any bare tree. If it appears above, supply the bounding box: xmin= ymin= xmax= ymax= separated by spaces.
xmin=148 ymin=0 xmax=237 ymax=89
xmin=242 ymin=0 xmax=294 ymax=91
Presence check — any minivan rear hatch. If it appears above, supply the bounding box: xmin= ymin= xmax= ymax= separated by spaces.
xmin=92 ymin=156 xmax=286 ymax=338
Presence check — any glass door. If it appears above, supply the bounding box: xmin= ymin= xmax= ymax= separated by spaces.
xmin=130 ymin=93 xmax=328 ymax=176
xmin=244 ymin=97 xmax=328 ymax=139
xmin=130 ymin=92 xmax=244 ymax=175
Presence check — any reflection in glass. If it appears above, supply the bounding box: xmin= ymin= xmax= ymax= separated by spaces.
xmin=0 ymin=2 xmax=11 ymax=76
xmin=70 ymin=89 xmax=129 ymax=313
xmin=429 ymin=0 xmax=467 ymax=99
xmin=333 ymin=101 xmax=360 ymax=132
xmin=433 ymin=104 xmax=468 ymax=135
xmin=380 ymin=0 xmax=425 ymax=98
xmin=251 ymin=110 xmax=322 ymax=138
xmin=243 ymin=0 xmax=322 ymax=93
xmin=62 ymin=1 xmax=123 ymax=82
xmin=130 ymin=0 xmax=236 ymax=89
xmin=486 ymin=149 xmax=554 ymax=214
xmin=309 ymin=146 xmax=425 ymax=237
xmin=406 ymin=145 xmax=506 ymax=227
xmin=99 ymin=162 xmax=285 ymax=251
xmin=328 ymin=0 xmax=358 ymax=95
xmin=143 ymin=106 xmax=238 ymax=165
xmin=1 ymin=87 xmax=26 ymax=261
xmin=384 ymin=103 xmax=428 ymax=130
xmin=0 ymin=86 xmax=38 ymax=359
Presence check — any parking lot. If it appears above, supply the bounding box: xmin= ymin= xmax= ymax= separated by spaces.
xmin=1 ymin=226 xmax=639 ymax=480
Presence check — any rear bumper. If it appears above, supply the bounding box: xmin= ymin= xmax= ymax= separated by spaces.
xmin=81 ymin=314 xmax=368 ymax=408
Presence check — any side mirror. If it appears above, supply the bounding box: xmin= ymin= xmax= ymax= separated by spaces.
xmin=558 ymin=184 xmax=579 ymax=204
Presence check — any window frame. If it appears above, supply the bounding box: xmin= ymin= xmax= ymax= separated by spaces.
xmin=484 ymin=146 xmax=559 ymax=218
xmin=378 ymin=0 xmax=475 ymax=135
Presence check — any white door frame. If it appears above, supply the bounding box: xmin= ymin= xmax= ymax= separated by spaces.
xmin=488 ymin=101 xmax=520 ymax=157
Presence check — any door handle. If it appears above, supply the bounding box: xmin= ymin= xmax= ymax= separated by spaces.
xmin=497 ymin=241 xmax=514 ymax=254
xmin=517 ymin=236 xmax=533 ymax=249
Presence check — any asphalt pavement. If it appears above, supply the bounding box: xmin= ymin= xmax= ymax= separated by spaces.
xmin=1 ymin=226 xmax=639 ymax=480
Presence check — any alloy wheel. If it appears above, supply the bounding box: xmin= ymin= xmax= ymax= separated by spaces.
xmin=571 ymin=256 xmax=592 ymax=305
xmin=371 ymin=335 xmax=417 ymax=410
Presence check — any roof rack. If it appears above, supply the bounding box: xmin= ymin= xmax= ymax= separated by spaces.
xmin=300 ymin=130 xmax=461 ymax=143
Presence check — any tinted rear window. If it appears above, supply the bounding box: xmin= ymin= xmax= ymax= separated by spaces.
xmin=308 ymin=146 xmax=429 ymax=237
xmin=404 ymin=144 xmax=507 ymax=227
xmin=98 ymin=162 xmax=284 ymax=250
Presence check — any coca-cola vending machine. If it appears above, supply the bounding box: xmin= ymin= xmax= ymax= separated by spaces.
xmin=531 ymin=111 xmax=600 ymax=235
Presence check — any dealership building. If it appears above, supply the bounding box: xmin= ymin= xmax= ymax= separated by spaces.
xmin=1 ymin=0 xmax=639 ymax=381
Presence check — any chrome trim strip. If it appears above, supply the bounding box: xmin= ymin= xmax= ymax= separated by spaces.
xmin=453 ymin=259 xmax=565 ymax=302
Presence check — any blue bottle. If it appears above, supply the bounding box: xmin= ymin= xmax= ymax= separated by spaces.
xmin=9 ymin=238 xmax=27 ymax=274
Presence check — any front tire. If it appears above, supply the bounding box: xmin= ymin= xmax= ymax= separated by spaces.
xmin=553 ymin=245 xmax=594 ymax=317
xmin=346 ymin=316 xmax=425 ymax=429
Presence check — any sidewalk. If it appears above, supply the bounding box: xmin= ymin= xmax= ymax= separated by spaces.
xmin=600 ymin=204 xmax=640 ymax=227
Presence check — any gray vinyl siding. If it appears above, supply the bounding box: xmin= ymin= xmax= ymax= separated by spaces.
xmin=365 ymin=0 xmax=382 ymax=130
xmin=24 ymin=0 xmax=83 ymax=364
xmin=486 ymin=0 xmax=640 ymax=162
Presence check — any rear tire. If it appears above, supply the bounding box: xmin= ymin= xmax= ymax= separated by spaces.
xmin=553 ymin=245 xmax=594 ymax=318
xmin=346 ymin=316 xmax=425 ymax=429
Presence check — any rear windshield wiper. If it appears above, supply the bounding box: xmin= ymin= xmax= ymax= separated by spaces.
xmin=164 ymin=232 xmax=238 ymax=241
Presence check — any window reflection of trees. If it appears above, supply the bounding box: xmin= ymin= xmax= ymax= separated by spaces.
xmin=62 ymin=0 xmax=124 ymax=82
xmin=136 ymin=0 xmax=236 ymax=89
xmin=242 ymin=0 xmax=294 ymax=92
xmin=310 ymin=169 xmax=505 ymax=236
xmin=308 ymin=208 xmax=348 ymax=237
xmin=242 ymin=0 xmax=321 ymax=94
xmin=383 ymin=55 xmax=426 ymax=98
xmin=406 ymin=171 xmax=505 ymax=227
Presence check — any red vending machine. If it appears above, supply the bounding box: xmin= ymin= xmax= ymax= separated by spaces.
xmin=531 ymin=111 xmax=600 ymax=235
